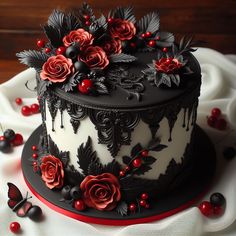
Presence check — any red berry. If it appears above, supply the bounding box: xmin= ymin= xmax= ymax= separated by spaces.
xmin=198 ymin=201 xmax=213 ymax=217
xmin=11 ymin=133 xmax=23 ymax=146
xmin=15 ymin=97 xmax=22 ymax=105
xmin=140 ymin=199 xmax=146 ymax=207
xmin=85 ymin=21 xmax=91 ymax=26
xmin=30 ymin=103 xmax=40 ymax=114
xmin=10 ymin=222 xmax=21 ymax=233
xmin=45 ymin=48 xmax=51 ymax=53
xmin=78 ymin=79 xmax=93 ymax=94
xmin=215 ymin=118 xmax=227 ymax=130
xmin=129 ymin=203 xmax=136 ymax=212
xmin=32 ymin=161 xmax=38 ymax=172
xmin=145 ymin=203 xmax=150 ymax=209
xmin=213 ymin=206 xmax=223 ymax=216
xmin=211 ymin=108 xmax=221 ymax=118
xmin=32 ymin=145 xmax=37 ymax=151
xmin=74 ymin=199 xmax=86 ymax=211
xmin=130 ymin=42 xmax=136 ymax=48
xmin=119 ymin=170 xmax=125 ymax=177
xmin=141 ymin=150 xmax=149 ymax=157
xmin=148 ymin=40 xmax=156 ymax=47
xmin=145 ymin=31 xmax=152 ymax=38
xmin=156 ymin=36 xmax=161 ymax=40
xmin=125 ymin=166 xmax=130 ymax=171
xmin=21 ymin=106 xmax=32 ymax=116
xmin=141 ymin=193 xmax=149 ymax=200
xmin=132 ymin=158 xmax=142 ymax=168
xmin=56 ymin=46 xmax=67 ymax=55
xmin=162 ymin=47 xmax=168 ymax=52
xmin=84 ymin=15 xmax=90 ymax=20
xmin=108 ymin=18 xmax=114 ymax=24
xmin=0 ymin=136 xmax=5 ymax=141
xmin=141 ymin=33 xmax=146 ymax=38
xmin=32 ymin=153 xmax=38 ymax=159
xmin=37 ymin=39 xmax=45 ymax=48
xmin=207 ymin=115 xmax=217 ymax=127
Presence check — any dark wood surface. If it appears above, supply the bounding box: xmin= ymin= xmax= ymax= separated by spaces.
xmin=1 ymin=0 xmax=236 ymax=84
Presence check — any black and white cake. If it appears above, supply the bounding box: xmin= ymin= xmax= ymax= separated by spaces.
xmin=17 ymin=3 xmax=216 ymax=225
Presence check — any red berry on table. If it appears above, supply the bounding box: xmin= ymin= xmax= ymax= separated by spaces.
xmin=0 ymin=136 xmax=5 ymax=141
xmin=213 ymin=206 xmax=223 ymax=216
xmin=45 ymin=48 xmax=51 ymax=54
xmin=32 ymin=153 xmax=38 ymax=159
xmin=141 ymin=33 xmax=146 ymax=38
xmin=32 ymin=145 xmax=37 ymax=151
xmin=85 ymin=21 xmax=91 ymax=26
xmin=145 ymin=31 xmax=152 ymax=38
xmin=198 ymin=201 xmax=213 ymax=217
xmin=11 ymin=133 xmax=23 ymax=146
xmin=148 ymin=40 xmax=156 ymax=47
xmin=132 ymin=158 xmax=142 ymax=168
xmin=30 ymin=103 xmax=40 ymax=114
xmin=74 ymin=199 xmax=86 ymax=211
xmin=119 ymin=170 xmax=125 ymax=177
xmin=15 ymin=97 xmax=22 ymax=105
xmin=56 ymin=46 xmax=67 ymax=55
xmin=78 ymin=79 xmax=93 ymax=94
xmin=21 ymin=106 xmax=32 ymax=116
xmin=84 ymin=15 xmax=90 ymax=20
xmin=141 ymin=150 xmax=149 ymax=157
xmin=36 ymin=39 xmax=45 ymax=48
xmin=129 ymin=203 xmax=136 ymax=212
xmin=215 ymin=118 xmax=227 ymax=130
xmin=10 ymin=222 xmax=21 ymax=233
xmin=162 ymin=47 xmax=168 ymax=52
xmin=207 ymin=115 xmax=217 ymax=127
xmin=211 ymin=108 xmax=221 ymax=118
xmin=141 ymin=193 xmax=149 ymax=200
xmin=140 ymin=200 xmax=146 ymax=207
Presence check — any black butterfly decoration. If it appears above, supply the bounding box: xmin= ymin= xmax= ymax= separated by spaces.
xmin=7 ymin=182 xmax=42 ymax=220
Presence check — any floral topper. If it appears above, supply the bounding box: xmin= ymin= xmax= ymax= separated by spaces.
xmin=16 ymin=3 xmax=175 ymax=98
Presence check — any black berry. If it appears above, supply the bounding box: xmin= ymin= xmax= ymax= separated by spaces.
xmin=210 ymin=192 xmax=226 ymax=207
xmin=223 ymin=147 xmax=236 ymax=160
xmin=4 ymin=129 xmax=15 ymax=141
xmin=66 ymin=45 xmax=80 ymax=60
xmin=0 ymin=140 xmax=11 ymax=153
xmin=27 ymin=205 xmax=42 ymax=221
xmin=74 ymin=60 xmax=89 ymax=73
xmin=61 ymin=185 xmax=72 ymax=200
xmin=70 ymin=185 xmax=82 ymax=200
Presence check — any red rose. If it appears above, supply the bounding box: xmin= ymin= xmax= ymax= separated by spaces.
xmin=80 ymin=173 xmax=121 ymax=211
xmin=40 ymin=55 xmax=74 ymax=83
xmin=101 ymin=38 xmax=122 ymax=55
xmin=109 ymin=19 xmax=136 ymax=41
xmin=63 ymin=28 xmax=94 ymax=48
xmin=79 ymin=46 xmax=109 ymax=69
xmin=155 ymin=58 xmax=182 ymax=74
xmin=40 ymin=155 xmax=64 ymax=189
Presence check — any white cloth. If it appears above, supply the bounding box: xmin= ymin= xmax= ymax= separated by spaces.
xmin=0 ymin=48 xmax=236 ymax=236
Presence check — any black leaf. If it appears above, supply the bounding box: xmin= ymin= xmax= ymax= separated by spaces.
xmin=58 ymin=151 xmax=70 ymax=167
xmin=131 ymin=143 xmax=143 ymax=157
xmin=115 ymin=201 xmax=128 ymax=216
xmin=65 ymin=165 xmax=84 ymax=186
xmin=77 ymin=136 xmax=99 ymax=176
xmin=37 ymin=79 xmax=52 ymax=96
xmin=87 ymin=161 xmax=103 ymax=175
xmin=43 ymin=25 xmax=63 ymax=48
xmin=148 ymin=138 xmax=167 ymax=152
xmin=90 ymin=14 xmax=108 ymax=37
xmin=137 ymin=12 xmax=160 ymax=34
xmin=142 ymin=156 xmax=156 ymax=165
xmin=103 ymin=160 xmax=122 ymax=176
xmin=170 ymin=74 xmax=180 ymax=86
xmin=78 ymin=2 xmax=96 ymax=23
xmin=93 ymin=81 xmax=109 ymax=95
xmin=62 ymin=72 xmax=83 ymax=92
xmin=37 ymin=135 xmax=48 ymax=157
xmin=48 ymin=9 xmax=65 ymax=30
xmin=109 ymin=6 xmax=136 ymax=23
xmin=16 ymin=50 xmax=49 ymax=69
xmin=134 ymin=165 xmax=152 ymax=176
xmin=109 ymin=53 xmax=137 ymax=63
xmin=155 ymin=32 xmax=175 ymax=48
xmin=65 ymin=12 xmax=81 ymax=32
xmin=156 ymin=74 xmax=171 ymax=87
xmin=122 ymin=155 xmax=132 ymax=165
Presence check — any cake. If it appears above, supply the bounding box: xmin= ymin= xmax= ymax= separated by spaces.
xmin=17 ymin=3 xmax=216 ymax=225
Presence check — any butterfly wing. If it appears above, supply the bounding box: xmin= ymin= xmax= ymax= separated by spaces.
xmin=17 ymin=201 xmax=32 ymax=217
xmin=7 ymin=183 xmax=23 ymax=209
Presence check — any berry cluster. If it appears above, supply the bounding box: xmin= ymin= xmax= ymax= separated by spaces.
xmin=15 ymin=97 xmax=40 ymax=116
xmin=0 ymin=129 xmax=23 ymax=153
xmin=198 ymin=192 xmax=226 ymax=217
xmin=129 ymin=192 xmax=150 ymax=212
xmin=207 ymin=108 xmax=227 ymax=130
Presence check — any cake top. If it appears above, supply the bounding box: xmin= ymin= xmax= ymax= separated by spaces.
xmin=16 ymin=2 xmax=201 ymax=107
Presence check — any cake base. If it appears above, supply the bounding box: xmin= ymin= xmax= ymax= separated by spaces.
xmin=21 ymin=125 xmax=216 ymax=226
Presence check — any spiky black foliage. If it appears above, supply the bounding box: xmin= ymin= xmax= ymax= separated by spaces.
xmin=62 ymin=72 xmax=84 ymax=92
xmin=65 ymin=12 xmax=81 ymax=32
xmin=155 ymin=32 xmax=175 ymax=48
xmin=136 ymin=12 xmax=160 ymax=34
xmin=37 ymin=80 xmax=52 ymax=96
xmin=148 ymin=137 xmax=167 ymax=152
xmin=103 ymin=160 xmax=121 ymax=176
xmin=108 ymin=6 xmax=136 ymax=23
xmin=65 ymin=165 xmax=84 ymax=186
xmin=115 ymin=201 xmax=128 ymax=216
xmin=109 ymin=53 xmax=137 ymax=63
xmin=78 ymin=2 xmax=96 ymax=23
xmin=92 ymin=81 xmax=109 ymax=95
xmin=16 ymin=50 xmax=49 ymax=70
